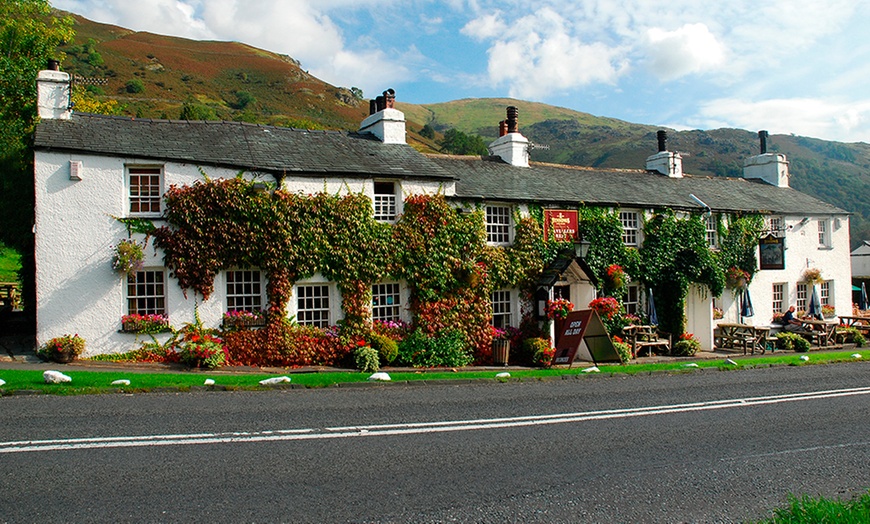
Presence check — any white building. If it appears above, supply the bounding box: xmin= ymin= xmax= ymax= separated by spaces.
xmin=32 ymin=68 xmax=852 ymax=355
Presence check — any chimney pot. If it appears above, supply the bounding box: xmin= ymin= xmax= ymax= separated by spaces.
xmin=384 ymin=88 xmax=395 ymax=109
xmin=506 ymin=106 xmax=518 ymax=133
xmin=369 ymin=99 xmax=377 ymax=115
xmin=758 ymin=130 xmax=769 ymax=154
xmin=499 ymin=120 xmax=508 ymax=137
xmin=47 ymin=59 xmax=60 ymax=71
xmin=657 ymin=130 xmax=668 ymax=152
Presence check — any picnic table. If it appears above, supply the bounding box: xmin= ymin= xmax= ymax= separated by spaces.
xmin=799 ymin=319 xmax=838 ymax=347
xmin=837 ymin=315 xmax=870 ymax=332
xmin=622 ymin=325 xmax=671 ymax=357
xmin=714 ymin=323 xmax=769 ymax=355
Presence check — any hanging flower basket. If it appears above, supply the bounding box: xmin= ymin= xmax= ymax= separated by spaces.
xmin=546 ymin=298 xmax=574 ymax=320
xmin=112 ymin=239 xmax=145 ymax=276
xmin=605 ymin=264 xmax=626 ymax=290
xmin=725 ymin=266 xmax=750 ymax=289
xmin=803 ymin=267 xmax=823 ymax=285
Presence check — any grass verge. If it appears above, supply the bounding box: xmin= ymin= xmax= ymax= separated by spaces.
xmin=756 ymin=491 xmax=870 ymax=523
xmin=0 ymin=349 xmax=866 ymax=396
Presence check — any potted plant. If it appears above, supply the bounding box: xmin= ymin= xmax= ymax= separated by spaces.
xmin=37 ymin=334 xmax=85 ymax=363
xmin=546 ymin=298 xmax=574 ymax=321
xmin=821 ymin=304 xmax=836 ymax=319
xmin=121 ymin=313 xmax=171 ymax=333
xmin=112 ymin=239 xmax=145 ymax=276
xmin=222 ymin=309 xmax=267 ymax=329
xmin=490 ymin=326 xmax=517 ymax=366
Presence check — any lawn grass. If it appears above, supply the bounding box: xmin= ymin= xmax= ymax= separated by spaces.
xmin=756 ymin=491 xmax=870 ymax=523
xmin=0 ymin=349 xmax=866 ymax=396
xmin=0 ymin=242 xmax=21 ymax=282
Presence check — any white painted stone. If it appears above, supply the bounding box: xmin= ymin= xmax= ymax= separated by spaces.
xmin=725 ymin=359 xmax=738 ymax=366
xmin=0 ymin=379 xmax=6 ymax=386
xmin=683 ymin=363 xmax=699 ymax=368
xmin=800 ymin=355 xmax=810 ymax=361
xmin=259 ymin=376 xmax=291 ymax=385
xmin=368 ymin=372 xmax=391 ymax=381
xmin=43 ymin=370 xmax=72 ymax=383
xmin=495 ymin=372 xmax=511 ymax=379
xmin=852 ymin=353 xmax=862 ymax=359
xmin=204 ymin=379 xmax=216 ymax=385
xmin=111 ymin=379 xmax=131 ymax=386
xmin=582 ymin=366 xmax=600 ymax=373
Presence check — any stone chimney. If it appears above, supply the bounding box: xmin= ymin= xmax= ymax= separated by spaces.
xmin=359 ymin=88 xmax=406 ymax=144
xmin=37 ymin=60 xmax=71 ymax=120
xmin=488 ymin=106 xmax=529 ymax=167
xmin=645 ymin=130 xmax=682 ymax=177
xmin=743 ymin=130 xmax=789 ymax=187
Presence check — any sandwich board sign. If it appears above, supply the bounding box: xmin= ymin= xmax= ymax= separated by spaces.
xmin=552 ymin=309 xmax=621 ymax=366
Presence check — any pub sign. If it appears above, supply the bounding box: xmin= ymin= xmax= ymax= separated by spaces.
xmin=543 ymin=209 xmax=579 ymax=242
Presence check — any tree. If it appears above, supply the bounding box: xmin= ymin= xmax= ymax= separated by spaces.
xmin=0 ymin=0 xmax=74 ymax=310
xmin=125 ymin=78 xmax=144 ymax=93
xmin=438 ymin=129 xmax=489 ymax=156
xmin=180 ymin=101 xmax=218 ymax=121
xmin=419 ymin=124 xmax=435 ymax=139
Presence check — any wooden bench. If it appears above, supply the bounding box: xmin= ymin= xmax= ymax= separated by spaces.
xmin=714 ymin=323 xmax=769 ymax=355
xmin=623 ymin=325 xmax=671 ymax=357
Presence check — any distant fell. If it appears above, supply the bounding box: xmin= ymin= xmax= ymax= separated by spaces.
xmin=59 ymin=11 xmax=870 ymax=248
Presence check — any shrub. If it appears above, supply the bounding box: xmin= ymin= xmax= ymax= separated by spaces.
xmin=522 ymin=338 xmax=554 ymax=368
xmin=125 ymin=79 xmax=144 ymax=93
xmin=370 ymin=333 xmax=398 ymax=365
xmin=611 ymin=337 xmax=631 ymax=363
xmin=837 ymin=327 xmax=866 ymax=347
xmin=672 ymin=333 xmax=700 ymax=357
xmin=777 ymin=332 xmax=811 ymax=352
xmin=179 ymin=332 xmax=228 ymax=368
xmin=354 ymin=346 xmax=380 ymax=372
xmin=396 ymin=328 xmax=473 ymax=368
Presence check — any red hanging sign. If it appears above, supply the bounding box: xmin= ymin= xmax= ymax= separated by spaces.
xmin=543 ymin=210 xmax=578 ymax=242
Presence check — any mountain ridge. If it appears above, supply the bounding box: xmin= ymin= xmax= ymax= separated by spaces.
xmin=57 ymin=11 xmax=870 ymax=247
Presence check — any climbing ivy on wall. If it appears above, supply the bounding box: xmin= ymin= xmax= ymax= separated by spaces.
xmin=715 ymin=214 xmax=765 ymax=284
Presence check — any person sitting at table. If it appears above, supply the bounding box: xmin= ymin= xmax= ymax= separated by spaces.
xmin=782 ymin=305 xmax=808 ymax=333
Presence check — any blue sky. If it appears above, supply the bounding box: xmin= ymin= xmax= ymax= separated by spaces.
xmin=52 ymin=0 xmax=870 ymax=143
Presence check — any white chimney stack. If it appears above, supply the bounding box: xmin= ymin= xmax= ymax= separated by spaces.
xmin=359 ymin=88 xmax=406 ymax=144
xmin=488 ymin=106 xmax=529 ymax=167
xmin=37 ymin=61 xmax=71 ymax=120
xmin=646 ymin=130 xmax=682 ymax=178
xmin=743 ymin=130 xmax=790 ymax=187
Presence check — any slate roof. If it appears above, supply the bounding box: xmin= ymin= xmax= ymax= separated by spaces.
xmin=431 ymin=154 xmax=848 ymax=216
xmin=34 ymin=113 xmax=454 ymax=181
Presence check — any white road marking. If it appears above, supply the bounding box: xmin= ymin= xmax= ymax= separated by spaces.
xmin=2 ymin=386 xmax=869 ymax=454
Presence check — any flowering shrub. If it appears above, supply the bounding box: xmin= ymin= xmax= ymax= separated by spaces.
xmin=725 ymin=266 xmax=750 ymax=288
xmin=121 ymin=313 xmax=170 ymax=334
xmin=491 ymin=325 xmax=520 ymax=341
xmin=772 ymin=312 xmax=785 ymax=324
xmin=372 ymin=319 xmax=410 ymax=342
xmin=112 ymin=239 xmax=145 ymax=276
xmin=821 ymin=304 xmax=835 ymax=318
xmin=588 ymin=297 xmax=620 ymax=320
xmin=179 ymin=332 xmax=228 ymax=368
xmin=37 ymin=334 xmax=85 ymax=362
xmin=522 ymin=338 xmax=554 ymax=368
xmin=546 ymin=298 xmax=574 ymax=320
xmin=672 ymin=333 xmax=700 ymax=357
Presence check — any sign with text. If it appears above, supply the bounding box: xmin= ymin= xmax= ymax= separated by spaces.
xmin=543 ymin=209 xmax=579 ymax=242
xmin=552 ymin=309 xmax=621 ymax=366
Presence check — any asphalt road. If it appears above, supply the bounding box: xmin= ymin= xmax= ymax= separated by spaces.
xmin=1 ymin=362 xmax=869 ymax=523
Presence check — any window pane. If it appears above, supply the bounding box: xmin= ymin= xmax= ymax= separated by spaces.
xmin=227 ymin=270 xmax=262 ymax=311
xmin=486 ymin=206 xmax=511 ymax=244
xmin=491 ymin=290 xmax=512 ymax=328
xmin=127 ymin=270 xmax=166 ymax=316
xmin=297 ymin=285 xmax=330 ymax=327
xmin=372 ymin=282 xmax=401 ymax=321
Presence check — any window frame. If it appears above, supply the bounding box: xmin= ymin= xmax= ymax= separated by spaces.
xmin=624 ymin=284 xmax=640 ymax=316
xmin=620 ymin=211 xmax=639 ymax=246
xmin=820 ymin=281 xmax=831 ymax=306
xmin=486 ymin=205 xmax=512 ymax=245
xmin=796 ymin=283 xmax=808 ymax=312
xmin=705 ymin=215 xmax=718 ymax=248
xmin=371 ymin=281 xmax=403 ymax=322
xmin=294 ymin=283 xmax=334 ymax=328
xmin=491 ymin=289 xmax=514 ymax=329
xmin=225 ymin=269 xmax=265 ymax=313
xmin=772 ymin=283 xmax=784 ymax=314
xmin=126 ymin=268 xmax=166 ymax=316
xmin=818 ymin=219 xmax=830 ymax=247
xmin=373 ymin=181 xmax=398 ymax=223
xmin=127 ymin=166 xmax=163 ymax=217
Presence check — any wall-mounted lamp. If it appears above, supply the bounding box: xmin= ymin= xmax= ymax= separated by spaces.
xmin=799 ymin=217 xmax=810 ymax=226
xmin=69 ymin=160 xmax=82 ymax=181
xmin=573 ymin=237 xmax=591 ymax=259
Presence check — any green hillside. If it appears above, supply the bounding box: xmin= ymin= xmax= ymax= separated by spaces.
xmin=58 ymin=11 xmax=870 ymax=249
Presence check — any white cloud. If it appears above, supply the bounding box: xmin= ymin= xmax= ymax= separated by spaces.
xmin=697 ymin=98 xmax=870 ymax=143
xmin=644 ymin=23 xmax=726 ymax=81
xmin=460 ymin=12 xmax=503 ymax=40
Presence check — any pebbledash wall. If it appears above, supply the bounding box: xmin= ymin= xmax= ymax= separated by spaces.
xmin=33 ymin=69 xmax=853 ymax=355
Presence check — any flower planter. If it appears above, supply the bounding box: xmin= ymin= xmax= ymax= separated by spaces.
xmin=51 ymin=348 xmax=77 ymax=364
xmin=122 ymin=321 xmax=172 ymax=334
xmin=492 ymin=339 xmax=510 ymax=366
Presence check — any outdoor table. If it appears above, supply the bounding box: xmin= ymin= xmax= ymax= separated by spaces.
xmin=837 ymin=315 xmax=870 ymax=330
xmin=799 ymin=319 xmax=838 ymax=347
xmin=622 ymin=325 xmax=670 ymax=357
xmin=714 ymin=323 xmax=768 ymax=355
